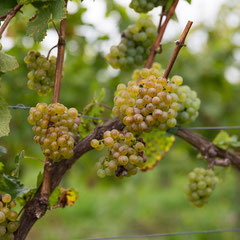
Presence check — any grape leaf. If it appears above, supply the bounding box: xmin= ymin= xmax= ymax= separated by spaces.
xmin=11 ymin=150 xmax=24 ymax=178
xmin=49 ymin=0 xmax=66 ymax=21
xmin=141 ymin=130 xmax=175 ymax=171
xmin=27 ymin=0 xmax=66 ymax=41
xmin=0 ymin=0 xmax=17 ymax=16
xmin=0 ymin=52 xmax=19 ymax=73
xmin=0 ymin=146 xmax=7 ymax=157
xmin=17 ymin=0 xmax=54 ymax=4
xmin=27 ymin=5 xmax=51 ymax=42
xmin=49 ymin=187 xmax=61 ymax=206
xmin=0 ymin=174 xmax=30 ymax=200
xmin=0 ymin=97 xmax=12 ymax=138
xmin=0 ymin=163 xmax=4 ymax=173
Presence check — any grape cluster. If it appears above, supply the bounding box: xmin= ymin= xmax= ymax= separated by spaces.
xmin=184 ymin=168 xmax=219 ymax=208
xmin=113 ymin=68 xmax=181 ymax=132
xmin=0 ymin=193 xmax=19 ymax=240
xmin=28 ymin=103 xmax=80 ymax=161
xmin=130 ymin=0 xmax=166 ymax=13
xmin=106 ymin=16 xmax=157 ymax=69
xmin=91 ymin=129 xmax=146 ymax=179
xmin=175 ymin=83 xmax=201 ymax=124
xmin=24 ymin=51 xmax=56 ymax=96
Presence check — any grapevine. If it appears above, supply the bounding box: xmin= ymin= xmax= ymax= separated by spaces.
xmin=24 ymin=51 xmax=56 ymax=96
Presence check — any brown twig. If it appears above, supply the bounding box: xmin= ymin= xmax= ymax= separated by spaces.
xmin=144 ymin=0 xmax=179 ymax=69
xmin=163 ymin=21 xmax=193 ymax=79
xmin=52 ymin=16 xmax=67 ymax=103
xmin=51 ymin=19 xmax=60 ymax=37
xmin=0 ymin=4 xmax=23 ymax=38
xmin=157 ymin=5 xmax=165 ymax=33
xmin=97 ymin=103 xmax=112 ymax=110
xmin=47 ymin=44 xmax=58 ymax=60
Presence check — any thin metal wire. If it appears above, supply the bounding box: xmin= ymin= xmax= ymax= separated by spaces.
xmin=78 ymin=228 xmax=240 ymax=240
xmin=184 ymin=126 xmax=240 ymax=130
xmin=7 ymin=105 xmax=240 ymax=129
xmin=8 ymin=105 xmax=108 ymax=121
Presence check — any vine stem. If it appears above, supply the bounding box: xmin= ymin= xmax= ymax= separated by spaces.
xmin=163 ymin=20 xmax=193 ymax=79
xmin=0 ymin=4 xmax=23 ymax=38
xmin=144 ymin=0 xmax=179 ymax=69
xmin=40 ymin=0 xmax=68 ymax=212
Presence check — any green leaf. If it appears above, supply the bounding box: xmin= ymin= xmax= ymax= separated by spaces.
xmin=0 ymin=163 xmax=4 ymax=173
xmin=49 ymin=187 xmax=61 ymax=206
xmin=0 ymin=146 xmax=7 ymax=157
xmin=27 ymin=5 xmax=51 ymax=42
xmin=213 ymin=130 xmax=230 ymax=146
xmin=0 ymin=174 xmax=30 ymax=199
xmin=12 ymin=150 xmax=24 ymax=178
xmin=49 ymin=0 xmax=66 ymax=20
xmin=0 ymin=97 xmax=11 ymax=138
xmin=0 ymin=52 xmax=19 ymax=73
xmin=0 ymin=0 xmax=17 ymax=16
xmin=95 ymin=88 xmax=105 ymax=103
xmin=185 ymin=0 xmax=191 ymax=3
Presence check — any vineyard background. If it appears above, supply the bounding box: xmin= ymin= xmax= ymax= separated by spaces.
xmin=1 ymin=0 xmax=240 ymax=239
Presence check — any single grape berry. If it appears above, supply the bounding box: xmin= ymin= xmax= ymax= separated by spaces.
xmin=185 ymin=168 xmax=219 ymax=208
xmin=28 ymin=103 xmax=80 ymax=161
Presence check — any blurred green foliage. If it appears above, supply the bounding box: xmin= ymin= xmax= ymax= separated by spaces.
xmin=0 ymin=0 xmax=240 ymax=239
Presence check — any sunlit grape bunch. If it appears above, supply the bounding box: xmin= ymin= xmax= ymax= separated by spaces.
xmin=113 ymin=67 xmax=181 ymax=132
xmin=130 ymin=0 xmax=167 ymax=13
xmin=106 ymin=16 xmax=157 ymax=69
xmin=28 ymin=103 xmax=80 ymax=161
xmin=175 ymin=82 xmax=201 ymax=124
xmin=91 ymin=129 xmax=147 ymax=179
xmin=0 ymin=193 xmax=20 ymax=240
xmin=24 ymin=51 xmax=56 ymax=96
xmin=184 ymin=168 xmax=219 ymax=208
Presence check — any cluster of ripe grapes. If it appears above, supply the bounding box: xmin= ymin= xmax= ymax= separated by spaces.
xmin=112 ymin=64 xmax=200 ymax=132
xmin=28 ymin=103 xmax=80 ymax=161
xmin=185 ymin=168 xmax=219 ymax=207
xmin=24 ymin=51 xmax=56 ymax=96
xmin=106 ymin=16 xmax=157 ymax=69
xmin=91 ymin=129 xmax=146 ymax=178
xmin=0 ymin=193 xmax=19 ymax=240
xmin=130 ymin=0 xmax=167 ymax=13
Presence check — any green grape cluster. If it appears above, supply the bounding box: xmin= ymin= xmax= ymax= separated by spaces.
xmin=184 ymin=168 xmax=219 ymax=208
xmin=0 ymin=193 xmax=20 ymax=240
xmin=106 ymin=16 xmax=157 ymax=69
xmin=113 ymin=67 xmax=182 ymax=132
xmin=130 ymin=0 xmax=166 ymax=13
xmin=28 ymin=103 xmax=80 ymax=161
xmin=24 ymin=51 xmax=56 ymax=96
xmin=91 ymin=129 xmax=146 ymax=179
xmin=175 ymin=83 xmax=201 ymax=124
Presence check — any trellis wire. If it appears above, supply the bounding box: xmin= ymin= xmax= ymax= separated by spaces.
xmin=8 ymin=105 xmax=240 ymax=130
xmin=78 ymin=228 xmax=240 ymax=240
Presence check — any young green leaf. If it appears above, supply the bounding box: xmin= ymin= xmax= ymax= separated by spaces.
xmin=0 ymin=0 xmax=17 ymax=16
xmin=0 ymin=97 xmax=12 ymax=138
xmin=12 ymin=150 xmax=24 ymax=178
xmin=0 ymin=52 xmax=19 ymax=73
xmin=0 ymin=174 xmax=30 ymax=199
